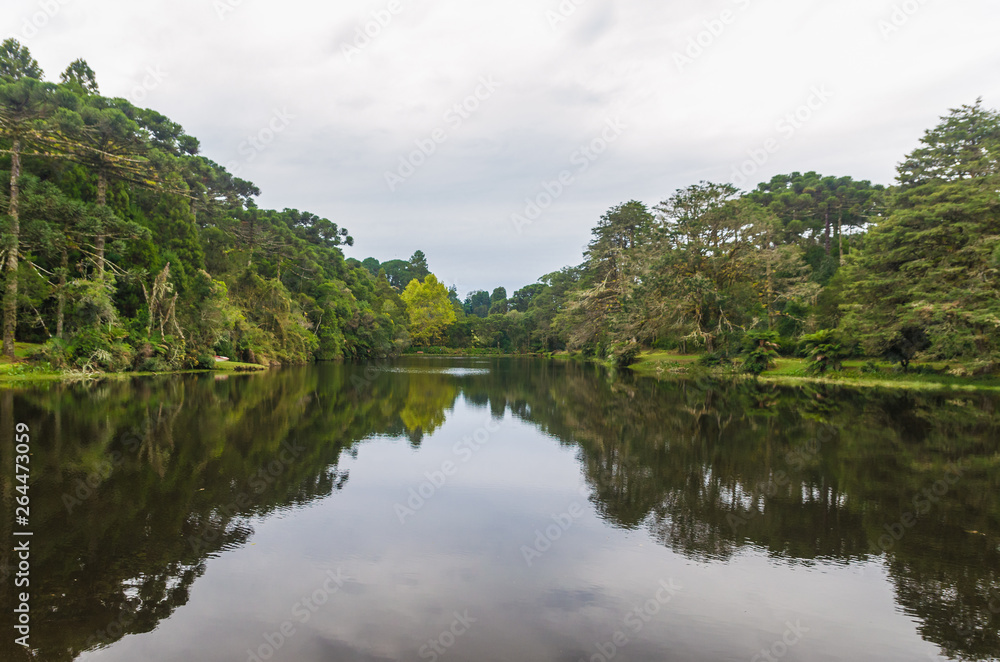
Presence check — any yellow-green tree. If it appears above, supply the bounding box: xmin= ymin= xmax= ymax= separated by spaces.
xmin=401 ymin=274 xmax=456 ymax=346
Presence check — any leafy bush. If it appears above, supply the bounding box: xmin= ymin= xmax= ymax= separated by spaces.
xmin=698 ymin=351 xmax=732 ymax=367
xmin=607 ymin=341 xmax=640 ymax=369
xmin=861 ymin=360 xmax=882 ymax=374
xmin=137 ymin=357 xmax=171 ymax=373
xmin=741 ymin=330 xmax=781 ymax=375
xmin=801 ymin=329 xmax=848 ymax=375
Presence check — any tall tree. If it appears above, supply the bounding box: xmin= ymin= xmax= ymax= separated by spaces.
xmin=0 ymin=39 xmax=43 ymax=82
xmin=0 ymin=76 xmax=55 ymax=357
xmin=401 ymin=274 xmax=456 ymax=346
xmin=840 ymin=101 xmax=1000 ymax=360
xmin=59 ymin=59 xmax=99 ymax=95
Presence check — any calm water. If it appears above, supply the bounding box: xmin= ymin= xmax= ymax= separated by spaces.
xmin=1 ymin=357 xmax=999 ymax=662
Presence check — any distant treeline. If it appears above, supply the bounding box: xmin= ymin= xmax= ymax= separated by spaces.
xmin=2 ymin=39 xmax=997 ymax=372
xmin=378 ymin=99 xmax=999 ymax=371
xmin=0 ymin=40 xmax=409 ymax=370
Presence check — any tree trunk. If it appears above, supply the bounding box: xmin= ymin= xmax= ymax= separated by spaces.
xmin=95 ymin=168 xmax=107 ymax=279
xmin=766 ymin=251 xmax=775 ymax=330
xmin=3 ymin=140 xmax=21 ymax=359
xmin=838 ymin=211 xmax=844 ymax=266
xmin=824 ymin=208 xmax=831 ymax=255
xmin=56 ymin=247 xmax=67 ymax=339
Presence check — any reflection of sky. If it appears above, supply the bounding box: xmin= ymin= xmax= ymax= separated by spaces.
xmin=77 ymin=400 xmax=946 ymax=662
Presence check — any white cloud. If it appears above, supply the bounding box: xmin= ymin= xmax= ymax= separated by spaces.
xmin=3 ymin=0 xmax=998 ymax=296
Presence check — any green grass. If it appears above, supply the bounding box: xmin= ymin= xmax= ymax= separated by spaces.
xmin=630 ymin=351 xmax=1000 ymax=391
xmin=629 ymin=350 xmax=701 ymax=375
xmin=0 ymin=341 xmax=45 ymax=363
xmin=212 ymin=360 xmax=267 ymax=372
xmin=0 ymin=343 xmax=268 ymax=383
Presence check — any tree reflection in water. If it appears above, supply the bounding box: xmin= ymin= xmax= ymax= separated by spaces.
xmin=0 ymin=358 xmax=997 ymax=661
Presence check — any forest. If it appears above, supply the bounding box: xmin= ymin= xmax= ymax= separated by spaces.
xmin=2 ymin=39 xmax=998 ymax=374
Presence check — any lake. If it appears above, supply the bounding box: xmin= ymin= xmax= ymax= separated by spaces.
xmin=1 ymin=356 xmax=998 ymax=661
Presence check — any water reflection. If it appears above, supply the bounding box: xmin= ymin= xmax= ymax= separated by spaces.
xmin=0 ymin=358 xmax=997 ymax=661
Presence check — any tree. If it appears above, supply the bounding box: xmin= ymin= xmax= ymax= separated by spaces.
xmin=898 ymin=98 xmax=1000 ymax=186
xmin=563 ymin=201 xmax=655 ymax=352
xmin=745 ymin=172 xmax=885 ymax=273
xmin=639 ymin=186 xmax=762 ymax=352
xmin=381 ymin=259 xmax=414 ymax=290
xmin=361 ymin=257 xmax=381 ymax=275
xmin=840 ymin=101 xmax=1000 ymax=361
xmin=800 ymin=329 xmax=847 ymax=374
xmin=0 ymin=39 xmax=43 ymax=82
xmin=741 ymin=330 xmax=780 ymax=375
xmin=488 ymin=287 xmax=508 ymax=315
xmin=510 ymin=283 xmax=544 ymax=313
xmin=60 ymin=59 xmax=99 ymax=95
xmin=401 ymin=274 xmax=456 ymax=346
xmin=0 ymin=76 xmax=58 ymax=357
xmin=408 ymin=250 xmax=429 ymax=280
xmin=882 ymin=326 xmax=931 ymax=372
xmin=56 ymin=95 xmax=160 ymax=279
xmin=463 ymin=290 xmax=491 ymax=318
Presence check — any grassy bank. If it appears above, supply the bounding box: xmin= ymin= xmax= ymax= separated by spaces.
xmin=0 ymin=343 xmax=267 ymax=384
xmin=630 ymin=351 xmax=1000 ymax=391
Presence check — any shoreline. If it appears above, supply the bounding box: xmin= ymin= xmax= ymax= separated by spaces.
xmin=3 ymin=349 xmax=998 ymax=392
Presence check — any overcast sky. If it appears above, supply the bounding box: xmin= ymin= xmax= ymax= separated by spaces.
xmin=4 ymin=0 xmax=999 ymax=296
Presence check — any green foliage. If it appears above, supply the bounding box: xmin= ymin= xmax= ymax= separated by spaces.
xmin=801 ymin=329 xmax=848 ymax=375
xmin=840 ymin=102 xmax=1000 ymax=363
xmin=0 ymin=39 xmax=43 ymax=81
xmin=3 ymin=43 xmax=998 ymax=374
xmin=401 ymin=274 xmax=456 ymax=347
xmin=608 ymin=340 xmax=641 ymax=369
xmin=741 ymin=330 xmax=780 ymax=375
xmin=0 ymin=44 xmax=409 ymax=371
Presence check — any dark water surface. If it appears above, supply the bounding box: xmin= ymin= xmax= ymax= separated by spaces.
xmin=1 ymin=357 xmax=999 ymax=661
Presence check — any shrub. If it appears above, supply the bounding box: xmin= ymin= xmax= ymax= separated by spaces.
xmin=698 ymin=351 xmax=732 ymax=367
xmin=608 ymin=341 xmax=641 ymax=369
xmin=801 ymin=329 xmax=848 ymax=375
xmin=741 ymin=330 xmax=781 ymax=376
xmin=861 ymin=360 xmax=882 ymax=374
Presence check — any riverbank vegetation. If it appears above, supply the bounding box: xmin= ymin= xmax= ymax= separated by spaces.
xmin=2 ymin=41 xmax=997 ymax=379
xmin=395 ymin=100 xmax=1000 ymax=381
xmin=0 ymin=42 xmax=409 ymax=374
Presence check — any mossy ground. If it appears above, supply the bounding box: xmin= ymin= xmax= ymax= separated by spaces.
xmin=630 ymin=351 xmax=1000 ymax=391
xmin=0 ymin=343 xmax=266 ymax=383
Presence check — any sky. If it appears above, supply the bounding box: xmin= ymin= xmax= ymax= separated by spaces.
xmin=3 ymin=0 xmax=1000 ymax=297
